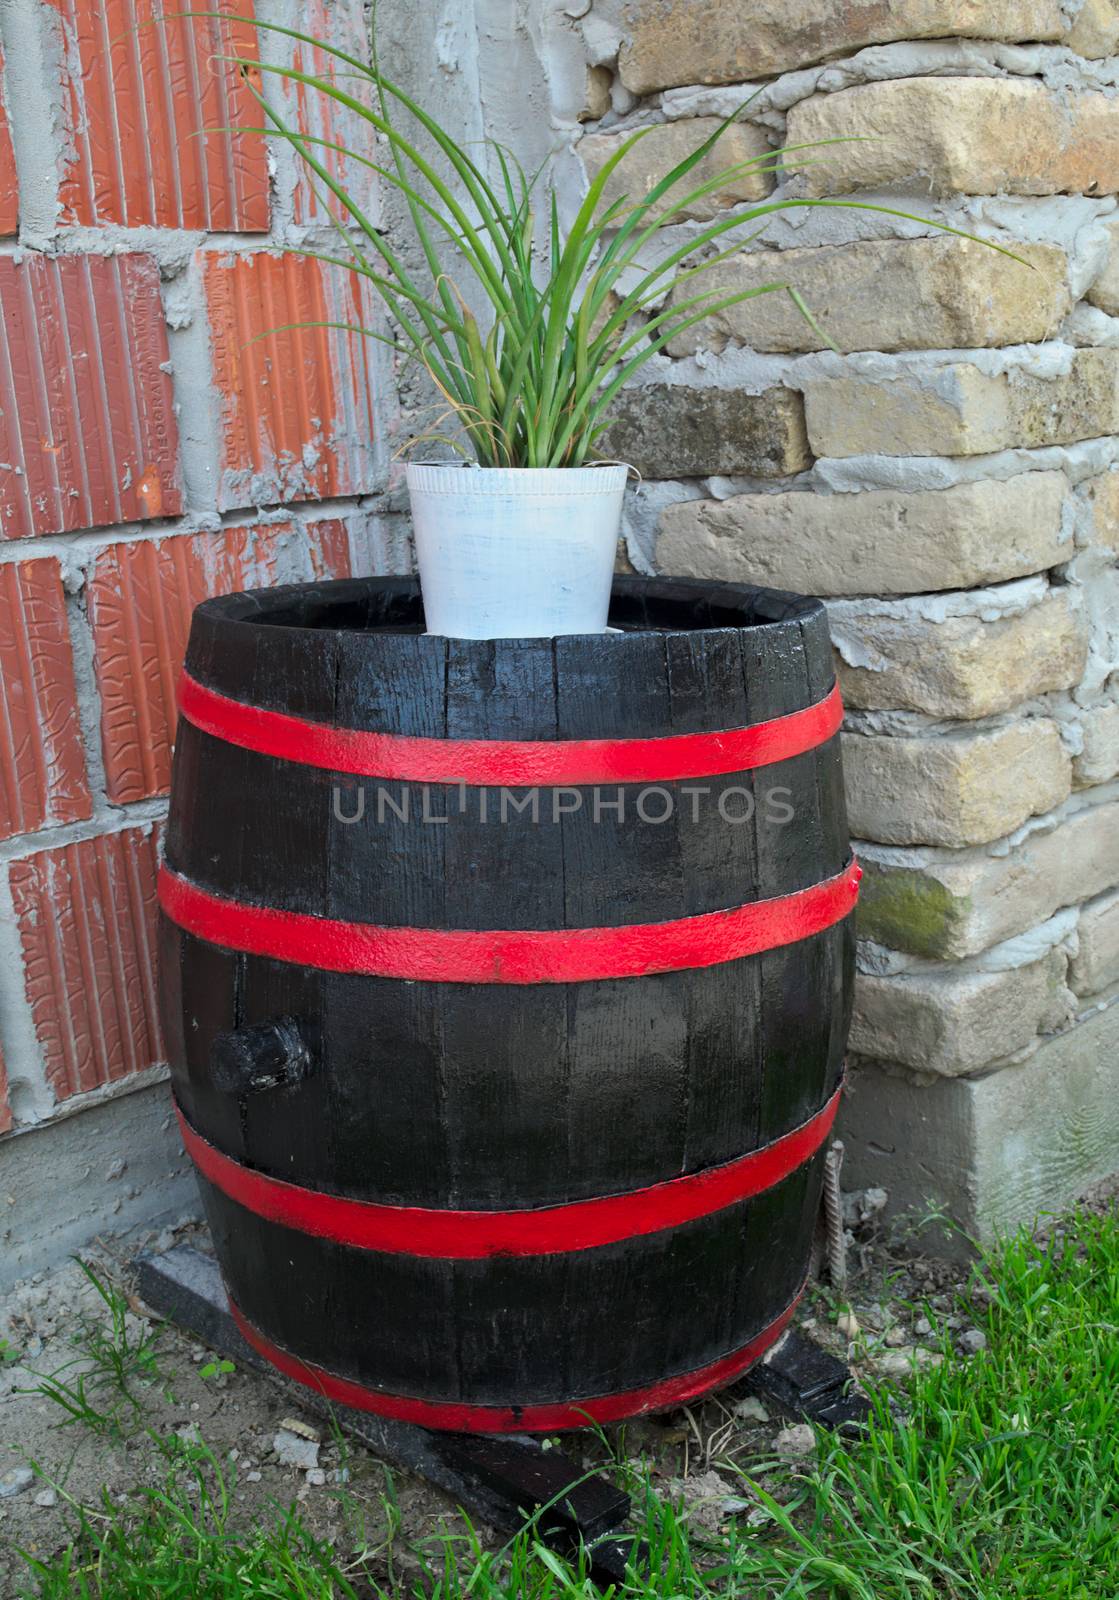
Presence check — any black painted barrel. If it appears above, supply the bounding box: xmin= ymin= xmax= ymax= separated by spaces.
xmin=159 ymin=576 xmax=858 ymax=1433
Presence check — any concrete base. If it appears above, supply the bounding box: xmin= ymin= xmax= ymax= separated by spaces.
xmin=0 ymin=1082 xmax=200 ymax=1291
xmin=840 ymin=993 xmax=1119 ymax=1256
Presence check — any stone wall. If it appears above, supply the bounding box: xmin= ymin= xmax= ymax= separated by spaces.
xmin=573 ymin=1 xmax=1119 ymax=1242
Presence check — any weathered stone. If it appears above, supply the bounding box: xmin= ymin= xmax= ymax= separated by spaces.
xmin=840 ymin=999 xmax=1119 ymax=1254
xmin=774 ymin=1424 xmax=816 ymax=1460
xmin=786 ymin=79 xmax=1119 ymax=198
xmin=850 ymin=949 xmax=1069 ymax=1076
xmin=656 ymin=474 xmax=1069 ymax=596
xmin=1065 ymin=0 xmax=1119 ymax=59
xmin=803 ymin=350 xmax=1119 ymax=458
xmin=857 ymin=797 xmax=1119 ymax=958
xmin=1086 ymin=468 xmax=1119 ymax=554
xmin=1075 ymin=702 xmax=1119 ymax=786
xmin=274 ymin=1430 xmax=320 ymax=1471
xmin=615 ymin=0 xmax=1063 ymax=94
xmin=667 ymin=239 xmax=1068 ymax=356
xmin=578 ymin=65 xmax=613 ymax=123
xmin=830 ymin=589 xmax=1087 ymax=719
xmin=601 ymin=386 xmax=810 ymax=479
xmin=1070 ymin=888 xmax=1119 ymax=996
xmin=843 ymin=720 xmax=1071 ymax=848
xmin=1086 ymin=220 xmax=1119 ymax=314
xmin=0 ymin=1467 xmax=35 ymax=1500
xmin=580 ymin=118 xmax=774 ymax=221
xmin=590 ymin=289 xmax=625 ymax=351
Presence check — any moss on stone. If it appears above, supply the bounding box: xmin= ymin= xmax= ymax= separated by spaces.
xmin=857 ymin=868 xmax=969 ymax=958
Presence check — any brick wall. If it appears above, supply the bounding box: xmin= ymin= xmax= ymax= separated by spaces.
xmin=0 ymin=0 xmax=394 ymax=1143
xmin=580 ymin=1 xmax=1119 ymax=1240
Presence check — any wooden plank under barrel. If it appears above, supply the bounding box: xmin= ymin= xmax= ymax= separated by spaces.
xmin=158 ymin=576 xmax=858 ymax=1432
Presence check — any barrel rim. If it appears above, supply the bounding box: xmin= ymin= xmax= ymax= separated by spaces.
xmin=189 ymin=574 xmax=828 ymax=647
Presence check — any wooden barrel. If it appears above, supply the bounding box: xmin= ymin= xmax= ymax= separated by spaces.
xmin=159 ymin=576 xmax=858 ymax=1433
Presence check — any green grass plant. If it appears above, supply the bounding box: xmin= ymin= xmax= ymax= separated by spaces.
xmin=17 ymin=1259 xmax=168 ymax=1439
xmin=182 ymin=8 xmax=1022 ymax=471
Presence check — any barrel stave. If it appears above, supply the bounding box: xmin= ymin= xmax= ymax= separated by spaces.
xmin=439 ymin=981 xmax=572 ymax=1204
xmin=163 ymin=922 xmax=242 ymax=1158
xmin=335 ymin=628 xmax=447 ymax=739
xmin=326 ymin=968 xmax=450 ymax=1198
xmin=238 ymin=955 xmax=331 ymax=1187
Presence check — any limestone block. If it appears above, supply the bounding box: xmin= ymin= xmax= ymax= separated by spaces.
xmin=830 ymin=589 xmax=1087 ymax=719
xmin=667 ymin=239 xmax=1068 ymax=357
xmin=840 ymin=999 xmax=1119 ymax=1254
xmin=655 ymin=474 xmax=1069 ymax=596
xmin=616 ymin=0 xmax=1063 ymax=94
xmin=1086 ymin=220 xmax=1119 ymax=315
xmin=850 ymin=949 xmax=1069 ymax=1076
xmin=580 ymin=118 xmax=774 ymax=221
xmin=856 ymin=797 xmax=1119 ymax=958
xmin=1075 ymin=703 xmax=1119 ymax=787
xmin=786 ymin=79 xmax=1119 ymax=198
xmin=803 ymin=350 xmax=1119 ymax=458
xmin=1069 ymin=889 xmax=1119 ymax=996
xmin=1086 ymin=469 xmax=1119 ymax=555
xmin=600 ymin=386 xmax=809 ymax=479
xmin=578 ymin=65 xmax=613 ymax=124
xmin=1065 ymin=0 xmax=1119 ymax=59
xmin=844 ymin=720 xmax=1071 ymax=848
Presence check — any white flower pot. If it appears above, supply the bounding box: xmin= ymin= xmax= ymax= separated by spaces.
xmin=406 ymin=462 xmax=628 ymax=639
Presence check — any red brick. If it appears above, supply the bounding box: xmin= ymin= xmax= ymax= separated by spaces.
xmin=0 ymin=47 xmax=18 ymax=237
xmin=0 ymin=254 xmax=182 ymax=540
xmin=202 ymin=251 xmax=378 ymax=512
xmin=87 ymin=520 xmax=351 ymax=803
xmin=9 ymin=826 xmax=163 ymax=1103
xmin=0 ymin=559 xmax=91 ymax=841
xmin=289 ymin=0 xmax=378 ymax=227
xmin=308 ymin=517 xmax=354 ymax=580
xmin=50 ymin=0 xmax=269 ymax=232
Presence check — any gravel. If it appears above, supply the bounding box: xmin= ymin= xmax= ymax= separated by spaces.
xmin=273 ymin=1430 xmax=321 ymax=1472
xmin=734 ymin=1396 xmax=770 ymax=1423
xmin=774 ymin=1424 xmax=816 ymax=1460
xmin=0 ymin=1466 xmax=35 ymax=1499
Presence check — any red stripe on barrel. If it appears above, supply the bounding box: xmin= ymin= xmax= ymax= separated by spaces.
xmin=158 ymin=860 xmax=862 ymax=984
xmin=177 ymin=1084 xmax=841 ymax=1259
xmin=228 ymin=1289 xmax=804 ymax=1433
xmin=177 ymin=670 xmax=844 ymax=786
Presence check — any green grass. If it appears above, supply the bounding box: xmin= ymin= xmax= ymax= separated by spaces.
xmin=17 ymin=1209 xmax=1119 ymax=1598
xmin=18 ymin=1437 xmax=365 ymax=1600
xmin=17 ymin=1258 xmax=168 ymax=1439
